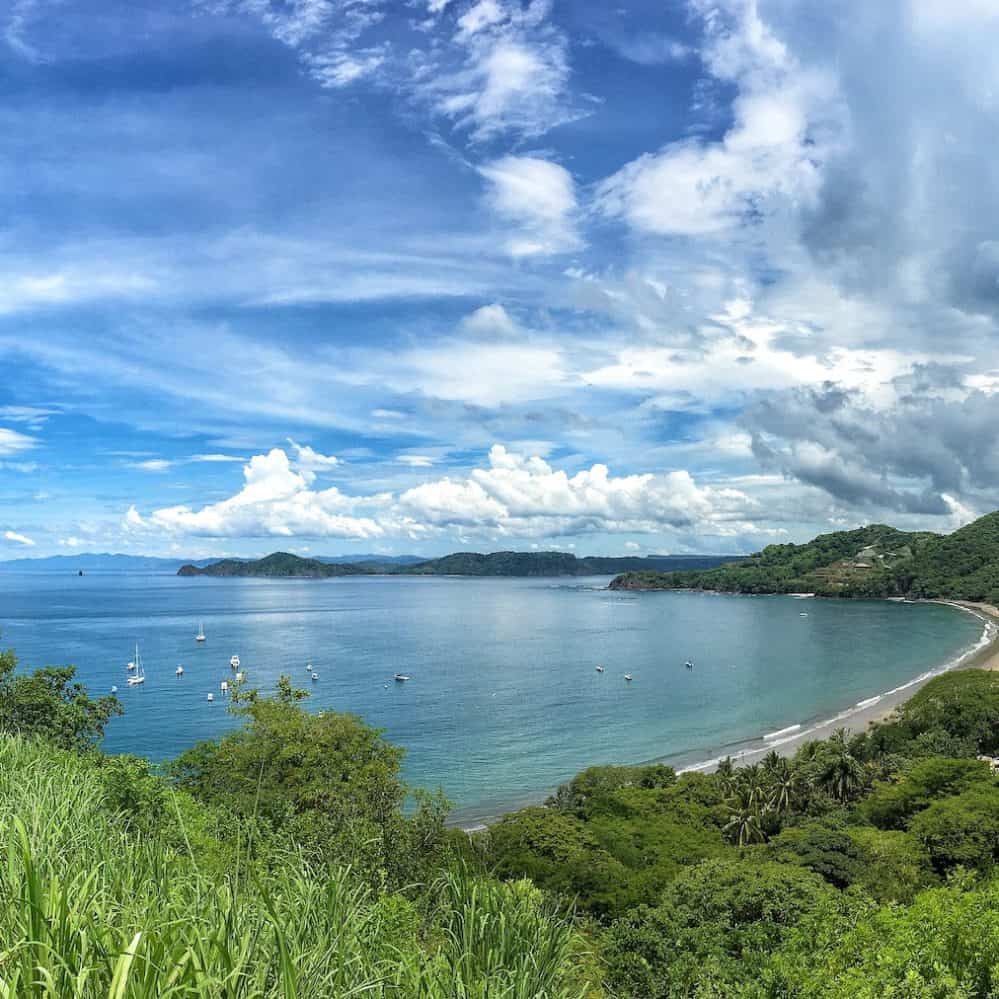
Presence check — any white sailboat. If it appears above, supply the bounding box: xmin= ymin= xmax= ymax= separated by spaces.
xmin=195 ymin=621 xmax=206 ymax=642
xmin=230 ymin=654 xmax=240 ymax=670
xmin=126 ymin=644 xmax=146 ymax=686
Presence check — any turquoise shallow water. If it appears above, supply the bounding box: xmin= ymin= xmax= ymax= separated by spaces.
xmin=0 ymin=572 xmax=983 ymax=821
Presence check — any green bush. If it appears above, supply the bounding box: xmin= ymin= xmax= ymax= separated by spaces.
xmin=859 ymin=756 xmax=995 ymax=829
xmin=604 ymin=858 xmax=833 ymax=997
xmin=909 ymin=789 xmax=999 ymax=873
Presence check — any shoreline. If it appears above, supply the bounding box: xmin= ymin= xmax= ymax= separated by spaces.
xmin=673 ymin=599 xmax=999 ymax=775
xmin=455 ymin=597 xmax=999 ymax=828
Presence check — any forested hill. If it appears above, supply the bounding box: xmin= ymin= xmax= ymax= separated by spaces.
xmin=611 ymin=511 xmax=999 ymax=602
xmin=402 ymin=551 xmax=741 ymax=576
xmin=177 ymin=553 xmax=370 ymax=577
xmin=178 ymin=550 xmax=742 ymax=578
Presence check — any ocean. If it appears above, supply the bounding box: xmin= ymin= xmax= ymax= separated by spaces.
xmin=0 ymin=571 xmax=983 ymax=822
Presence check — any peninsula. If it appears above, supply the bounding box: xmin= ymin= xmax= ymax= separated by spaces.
xmin=178 ymin=550 xmax=743 ymax=578
xmin=610 ymin=511 xmax=999 ymax=602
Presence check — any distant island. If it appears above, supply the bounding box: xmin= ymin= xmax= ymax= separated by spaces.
xmin=610 ymin=511 xmax=999 ymax=603
xmin=177 ymin=550 xmax=744 ymax=578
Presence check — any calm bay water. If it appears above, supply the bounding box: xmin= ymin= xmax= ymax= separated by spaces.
xmin=0 ymin=572 xmax=983 ymax=821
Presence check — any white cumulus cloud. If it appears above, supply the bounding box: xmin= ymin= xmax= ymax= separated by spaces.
xmin=397 ymin=444 xmax=761 ymax=538
xmin=123 ymin=442 xmax=766 ymax=545
xmin=596 ymin=1 xmax=839 ymax=237
xmin=137 ymin=447 xmax=383 ymax=539
xmin=3 ymin=530 xmax=35 ymax=546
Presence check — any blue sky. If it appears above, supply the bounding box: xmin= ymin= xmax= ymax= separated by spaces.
xmin=2 ymin=0 xmax=999 ymax=558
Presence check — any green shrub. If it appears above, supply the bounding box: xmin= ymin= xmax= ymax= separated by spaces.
xmin=909 ymin=789 xmax=999 ymax=873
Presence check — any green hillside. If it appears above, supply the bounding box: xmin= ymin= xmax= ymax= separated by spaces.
xmin=611 ymin=512 xmax=999 ymax=601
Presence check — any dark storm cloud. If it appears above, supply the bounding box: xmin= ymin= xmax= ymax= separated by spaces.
xmin=746 ymin=379 xmax=999 ymax=515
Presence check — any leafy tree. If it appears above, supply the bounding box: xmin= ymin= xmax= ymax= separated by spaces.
xmin=547 ymin=762 xmax=676 ymax=819
xmin=604 ymin=858 xmax=832 ymax=997
xmin=169 ymin=675 xmax=449 ymax=883
xmin=0 ymin=644 xmax=121 ymax=751
xmin=845 ymin=827 xmax=936 ymax=903
xmin=765 ymin=819 xmax=866 ymax=888
xmin=863 ymin=670 xmax=999 ymax=759
xmin=485 ymin=806 xmax=636 ymax=917
xmin=908 ymin=789 xmax=999 ymax=874
xmin=767 ymin=876 xmax=999 ymax=997
xmin=859 ymin=756 xmax=995 ymax=829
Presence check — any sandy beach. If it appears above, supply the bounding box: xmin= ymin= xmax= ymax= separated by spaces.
xmin=679 ymin=599 xmax=999 ymax=774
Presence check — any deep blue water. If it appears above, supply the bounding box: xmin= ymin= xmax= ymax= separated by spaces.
xmin=0 ymin=572 xmax=983 ymax=820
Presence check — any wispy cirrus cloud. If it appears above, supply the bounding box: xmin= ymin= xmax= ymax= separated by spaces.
xmin=0 ymin=428 xmax=37 ymax=456
xmin=196 ymin=0 xmax=389 ymax=88
xmin=201 ymin=0 xmax=581 ymax=142
xmin=3 ymin=530 xmax=35 ymax=546
xmin=479 ymin=155 xmax=581 ymax=256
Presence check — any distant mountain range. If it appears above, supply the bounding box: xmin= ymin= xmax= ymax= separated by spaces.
xmin=176 ymin=550 xmax=745 ymax=578
xmin=0 ymin=552 xmax=426 ymax=572
xmin=609 ymin=511 xmax=999 ymax=602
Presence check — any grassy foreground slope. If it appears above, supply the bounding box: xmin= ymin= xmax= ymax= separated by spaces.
xmin=610 ymin=511 xmax=999 ymax=600
xmin=0 ymin=735 xmax=594 ymax=997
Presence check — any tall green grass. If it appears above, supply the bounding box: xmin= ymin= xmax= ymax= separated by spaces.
xmin=0 ymin=737 xmax=593 ymax=997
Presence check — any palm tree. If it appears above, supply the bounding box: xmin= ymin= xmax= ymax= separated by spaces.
xmin=739 ymin=763 xmax=769 ymax=810
xmin=766 ymin=757 xmax=800 ymax=814
xmin=724 ymin=789 xmax=765 ymax=846
xmin=817 ymin=744 xmax=865 ymax=803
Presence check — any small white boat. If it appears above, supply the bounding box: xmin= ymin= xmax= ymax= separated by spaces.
xmin=207 ymin=692 xmax=214 ymax=702
xmin=311 ymin=671 xmax=319 ymax=681
xmin=230 ymin=655 xmax=240 ymax=670
xmin=595 ymin=665 xmax=605 ymax=673
xmin=110 ymin=685 xmax=118 ymax=694
xmin=624 ymin=673 xmax=633 ymax=682
xmin=306 ymin=659 xmax=313 ymax=673
xmin=799 ymin=612 xmax=808 ymax=617
xmin=175 ymin=665 xmax=184 ymax=676
xmin=394 ymin=673 xmax=411 ymax=682
xmin=195 ymin=621 xmax=206 ymax=642
xmin=126 ymin=644 xmax=146 ymax=686
xmin=684 ymin=660 xmax=694 ymax=670
xmin=220 ymin=680 xmax=228 ymax=692
xmin=235 ymin=671 xmax=244 ymax=682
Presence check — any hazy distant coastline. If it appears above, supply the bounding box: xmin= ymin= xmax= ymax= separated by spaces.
xmin=175 ymin=550 xmax=745 ymax=579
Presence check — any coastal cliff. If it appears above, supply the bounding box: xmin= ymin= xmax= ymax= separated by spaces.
xmin=609 ymin=511 xmax=999 ymax=603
